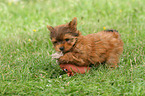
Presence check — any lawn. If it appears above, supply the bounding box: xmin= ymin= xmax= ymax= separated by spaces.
xmin=0 ymin=0 xmax=145 ymax=95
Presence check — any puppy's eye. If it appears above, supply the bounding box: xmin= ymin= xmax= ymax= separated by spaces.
xmin=65 ymin=39 xmax=70 ymax=42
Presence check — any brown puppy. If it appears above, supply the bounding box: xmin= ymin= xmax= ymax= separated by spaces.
xmin=47 ymin=17 xmax=123 ymax=68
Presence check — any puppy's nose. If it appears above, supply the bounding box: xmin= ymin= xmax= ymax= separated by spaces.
xmin=59 ymin=47 xmax=64 ymax=51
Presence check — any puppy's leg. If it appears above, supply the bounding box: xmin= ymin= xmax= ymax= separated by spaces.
xmin=106 ymin=39 xmax=123 ymax=68
xmin=106 ymin=53 xmax=119 ymax=68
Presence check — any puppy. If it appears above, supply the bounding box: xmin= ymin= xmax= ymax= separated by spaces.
xmin=47 ymin=17 xmax=123 ymax=68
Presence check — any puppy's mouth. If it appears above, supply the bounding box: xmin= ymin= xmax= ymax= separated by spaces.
xmin=62 ymin=50 xmax=69 ymax=54
xmin=59 ymin=49 xmax=68 ymax=54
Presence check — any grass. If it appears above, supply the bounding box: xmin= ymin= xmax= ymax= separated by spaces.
xmin=0 ymin=0 xmax=145 ymax=95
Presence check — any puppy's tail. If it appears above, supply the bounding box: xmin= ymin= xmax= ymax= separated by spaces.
xmin=104 ymin=29 xmax=118 ymax=32
xmin=104 ymin=29 xmax=121 ymax=38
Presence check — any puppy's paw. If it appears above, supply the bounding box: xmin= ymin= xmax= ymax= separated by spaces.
xmin=58 ymin=58 xmax=66 ymax=64
xmin=51 ymin=52 xmax=63 ymax=59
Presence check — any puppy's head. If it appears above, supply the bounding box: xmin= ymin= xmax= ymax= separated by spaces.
xmin=47 ymin=17 xmax=80 ymax=53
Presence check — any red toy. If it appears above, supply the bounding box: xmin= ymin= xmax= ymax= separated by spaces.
xmin=59 ymin=64 xmax=91 ymax=76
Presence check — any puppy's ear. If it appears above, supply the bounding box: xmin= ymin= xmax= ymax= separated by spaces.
xmin=69 ymin=17 xmax=77 ymax=28
xmin=47 ymin=25 xmax=54 ymax=32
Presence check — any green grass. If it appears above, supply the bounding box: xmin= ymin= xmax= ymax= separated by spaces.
xmin=0 ymin=0 xmax=145 ymax=95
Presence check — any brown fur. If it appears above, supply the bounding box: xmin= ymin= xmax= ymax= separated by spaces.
xmin=47 ymin=17 xmax=123 ymax=68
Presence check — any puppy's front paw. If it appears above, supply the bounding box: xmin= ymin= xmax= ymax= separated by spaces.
xmin=58 ymin=57 xmax=65 ymax=64
xmin=59 ymin=56 xmax=70 ymax=64
xmin=51 ymin=52 xmax=63 ymax=59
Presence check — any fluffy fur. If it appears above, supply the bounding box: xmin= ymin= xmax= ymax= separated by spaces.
xmin=47 ymin=17 xmax=123 ymax=68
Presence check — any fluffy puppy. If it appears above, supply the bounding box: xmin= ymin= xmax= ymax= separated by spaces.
xmin=47 ymin=17 xmax=123 ymax=68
